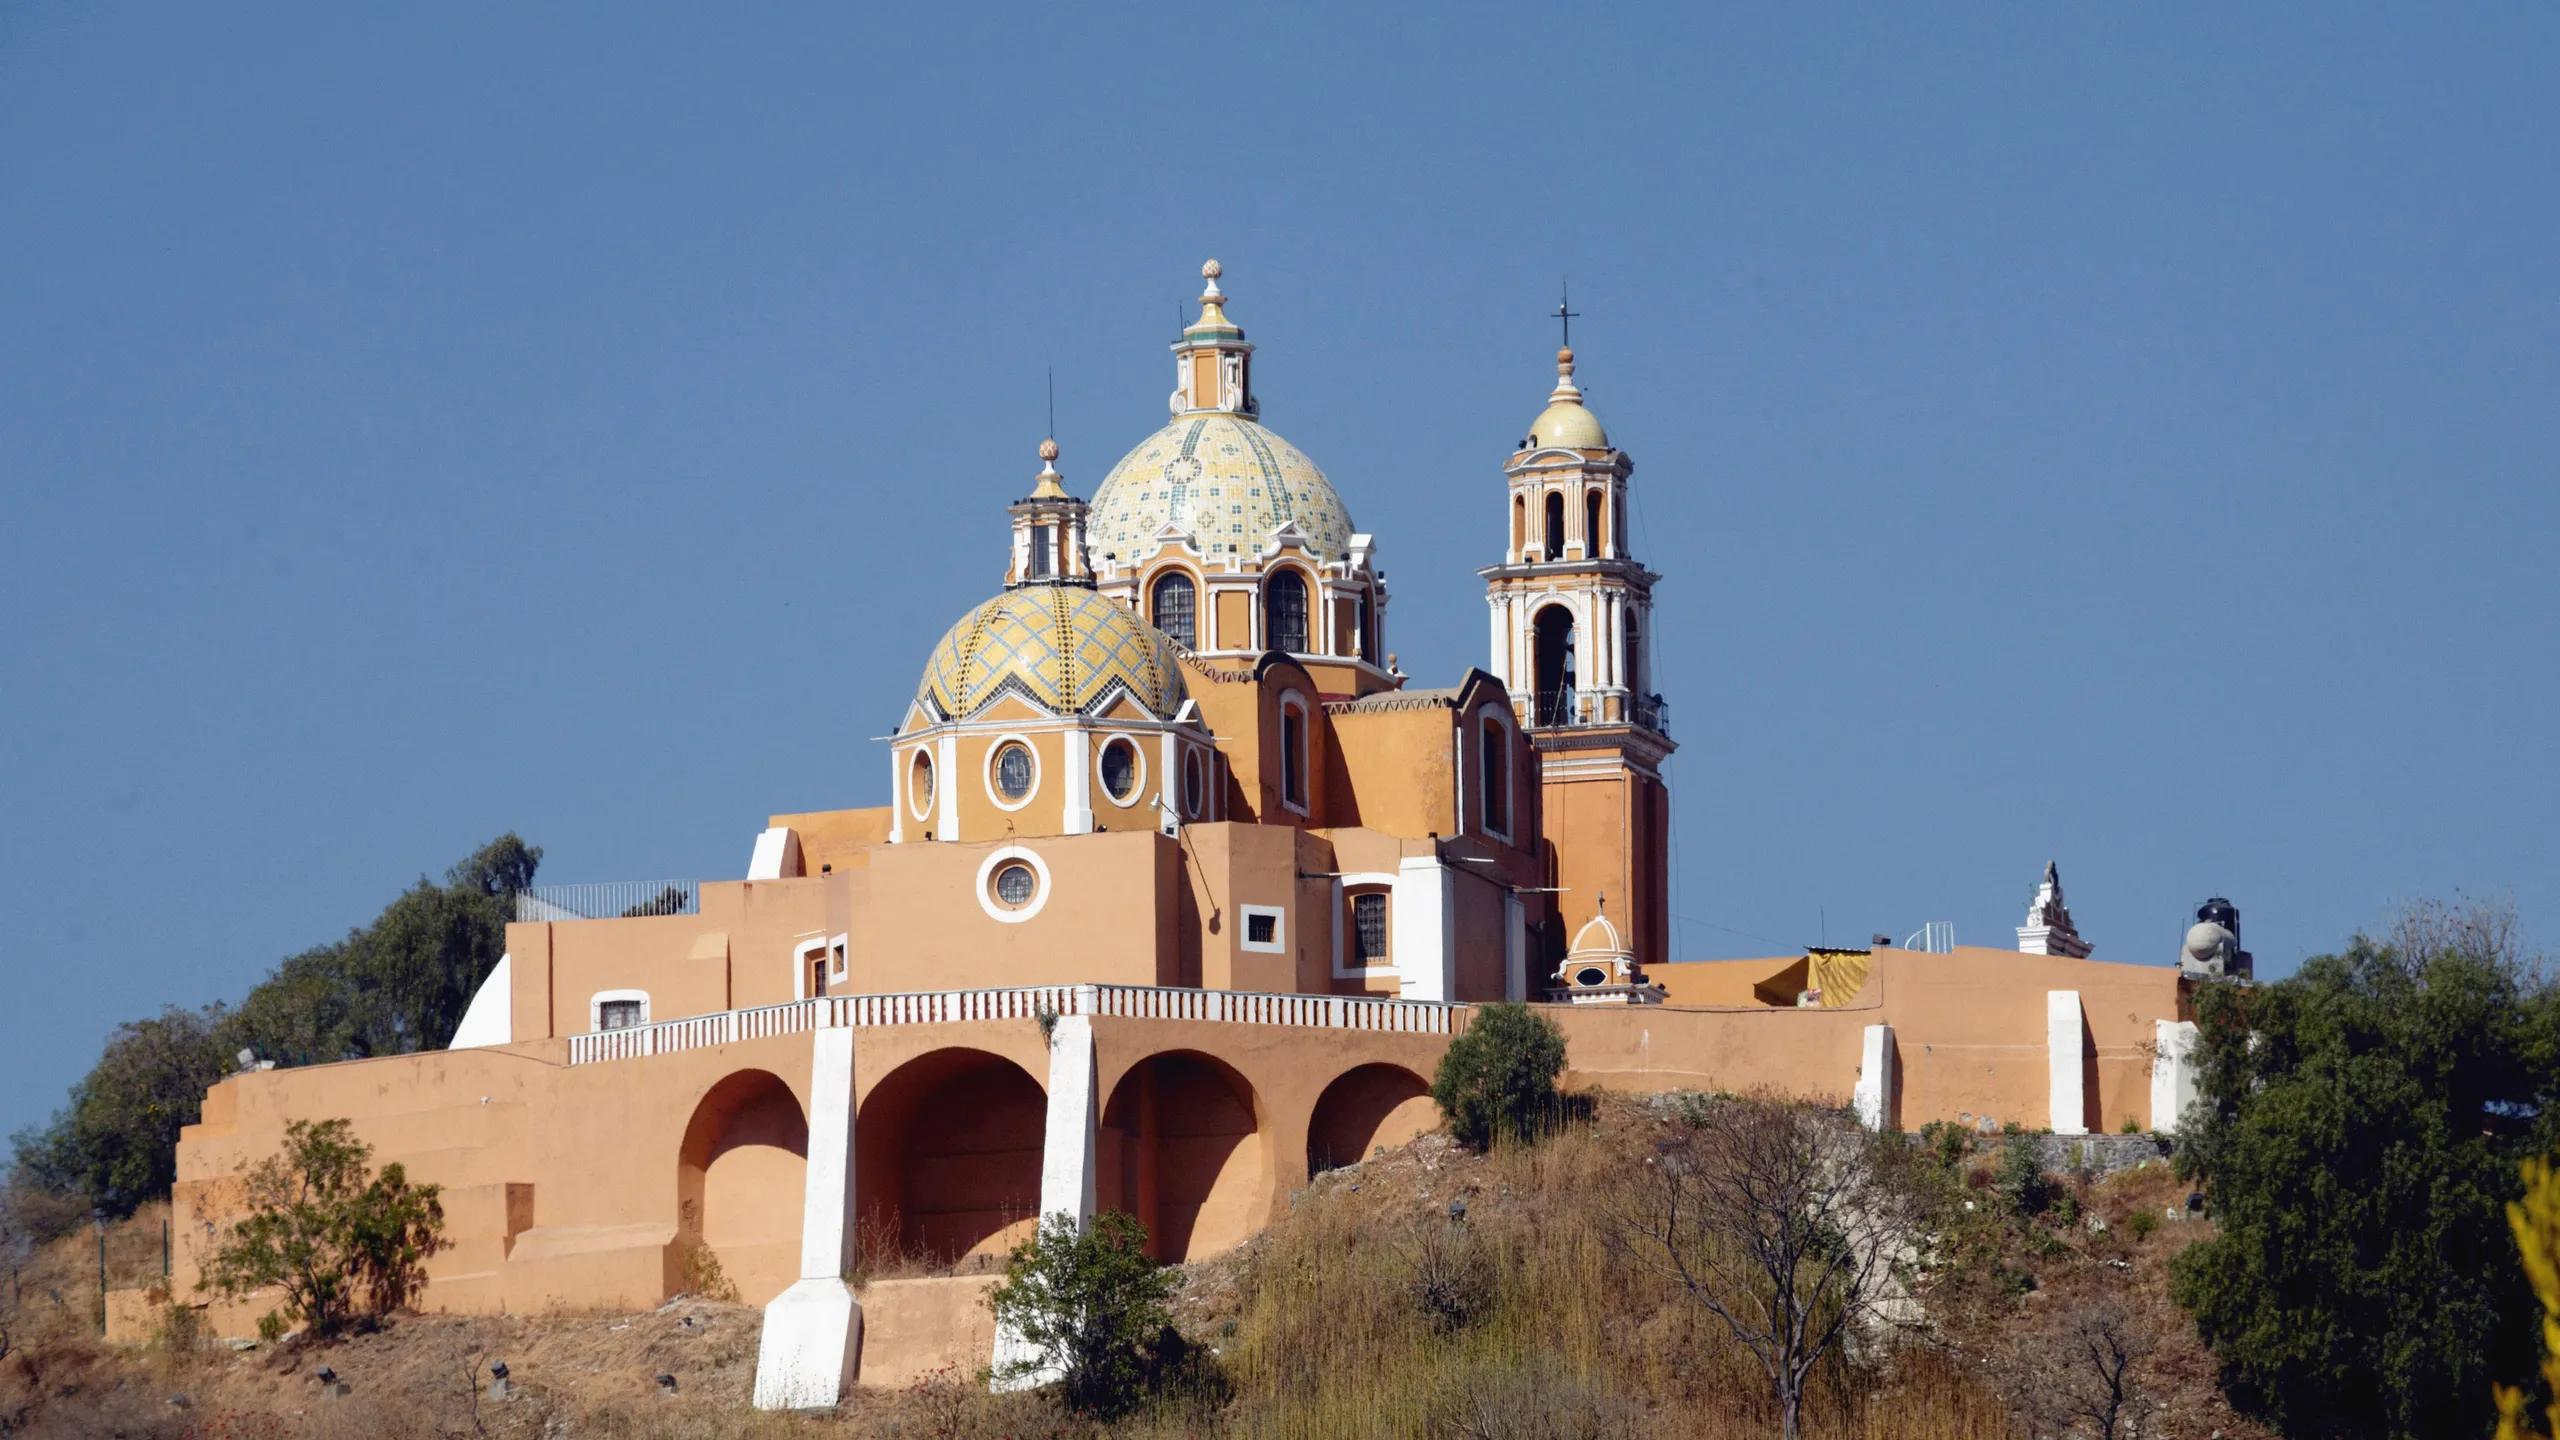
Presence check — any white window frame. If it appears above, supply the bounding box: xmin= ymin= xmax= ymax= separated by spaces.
xmin=907 ymin=746 xmax=937 ymax=821
xmin=984 ymin=733 xmax=1041 ymax=813
xmin=589 ymin=989 xmax=651 ymax=1034
xmin=1095 ymin=733 xmax=1146 ymax=808
xmin=1240 ymin=902 xmax=1289 ymax=954
xmin=1329 ymin=873 xmax=1400 ymax=978
xmin=975 ymin=844 xmax=1052 ymax=924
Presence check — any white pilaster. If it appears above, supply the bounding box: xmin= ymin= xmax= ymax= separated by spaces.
xmin=1062 ymin=729 xmax=1094 ymax=836
xmin=1392 ymin=857 xmax=1457 ymax=1002
xmin=994 ymin=1004 xmax=1099 ymax=1390
xmin=448 ymin=954 xmax=512 ymax=1049
xmin=752 ymin=1027 xmax=863 ymax=1411
xmin=935 ymin=734 xmax=958 ymax=840
xmin=1503 ymin=891 xmax=1527 ymax=1002
xmin=1853 ymin=1024 xmax=1897 ymax=1130
xmin=2150 ymin=1018 xmax=2198 ymax=1134
xmin=2047 ymin=990 xmax=2088 ymax=1136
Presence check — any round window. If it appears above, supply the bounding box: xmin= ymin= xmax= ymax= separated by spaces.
xmin=1099 ymin=737 xmax=1140 ymax=805
xmin=993 ymin=742 xmax=1035 ymax=802
xmin=1575 ymin=966 xmax=1610 ymax=988
xmin=909 ymin=749 xmax=935 ymax=819
xmin=992 ymin=861 xmax=1038 ymax=909
xmin=1182 ymin=750 xmax=1205 ymax=817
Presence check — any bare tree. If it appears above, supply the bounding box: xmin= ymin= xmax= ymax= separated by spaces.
xmin=2009 ymin=1294 xmax=2152 ymax=1440
xmin=1602 ymin=1093 xmax=1921 ymax=1440
xmin=2387 ymin=893 xmax=2535 ymax=981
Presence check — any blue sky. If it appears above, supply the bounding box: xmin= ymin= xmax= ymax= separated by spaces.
xmin=3 ymin=4 xmax=2553 ymax=1141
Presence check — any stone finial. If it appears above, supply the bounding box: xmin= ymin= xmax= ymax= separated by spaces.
xmin=1200 ymin=258 xmax=1224 ymax=302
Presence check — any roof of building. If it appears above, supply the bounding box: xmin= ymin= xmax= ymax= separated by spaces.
xmin=1088 ymin=412 xmax=1355 ymax=566
xmin=916 ymin=585 xmax=1187 ymax=721
xmin=1324 ymin=686 xmax=1462 ymax=714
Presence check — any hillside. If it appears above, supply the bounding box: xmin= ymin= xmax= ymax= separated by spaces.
xmin=0 ymin=1099 xmax=2275 ymax=1439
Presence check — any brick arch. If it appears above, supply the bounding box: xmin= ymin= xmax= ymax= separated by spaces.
xmin=675 ymin=1069 xmax=807 ymax=1304
xmin=855 ymin=1047 xmax=1046 ymax=1270
xmin=1306 ymin=1062 xmax=1437 ymax=1176
xmin=1100 ymin=1049 xmax=1268 ymax=1262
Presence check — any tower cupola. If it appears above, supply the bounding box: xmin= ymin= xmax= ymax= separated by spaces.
xmin=1170 ymin=259 xmax=1257 ymax=418
xmin=1006 ymin=437 xmax=1095 ymax=588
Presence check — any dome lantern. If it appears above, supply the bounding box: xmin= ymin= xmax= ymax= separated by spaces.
xmin=1171 ymin=258 xmax=1257 ymax=419
xmin=1007 ymin=436 xmax=1095 ymax=589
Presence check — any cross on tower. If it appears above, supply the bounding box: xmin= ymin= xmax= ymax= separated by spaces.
xmin=1553 ymin=281 xmax=1579 ymax=348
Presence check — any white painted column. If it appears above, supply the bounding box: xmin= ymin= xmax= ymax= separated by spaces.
xmin=1062 ymin=729 xmax=1094 ymax=836
xmin=1853 ymin=1024 xmax=1897 ymax=1130
xmin=752 ymin=1027 xmax=863 ymax=1410
xmin=935 ymin=735 xmax=959 ymax=840
xmin=993 ymin=1002 xmax=1099 ymax=1390
xmin=2150 ymin=1018 xmax=2199 ymax=1134
xmin=1486 ymin=596 xmax=1509 ymax=690
xmin=1503 ymin=891 xmax=1527 ymax=1002
xmin=1392 ymin=857 xmax=1457 ymax=1002
xmin=887 ymin=747 xmax=905 ymax=844
xmin=2047 ymin=990 xmax=2088 ymax=1136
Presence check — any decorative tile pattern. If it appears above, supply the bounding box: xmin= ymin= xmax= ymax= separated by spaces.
xmin=1087 ymin=415 xmax=1354 ymax=565
xmin=918 ymin=585 xmax=1187 ymax=721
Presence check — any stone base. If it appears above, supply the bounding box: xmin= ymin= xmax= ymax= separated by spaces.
xmin=751 ymin=1278 xmax=863 ymax=1411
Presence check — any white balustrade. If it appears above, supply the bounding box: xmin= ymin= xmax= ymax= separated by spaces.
xmin=565 ymin=982 xmax=1468 ymax=1064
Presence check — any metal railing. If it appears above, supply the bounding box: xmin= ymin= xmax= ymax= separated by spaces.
xmin=515 ymin=881 xmax=701 ymax=924
xmin=1529 ymin=690 xmax=1672 ymax=735
xmin=566 ymin=983 xmax=1472 ymax=1065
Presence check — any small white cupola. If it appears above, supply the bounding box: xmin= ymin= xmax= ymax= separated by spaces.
xmin=1006 ymin=436 xmax=1095 ymax=588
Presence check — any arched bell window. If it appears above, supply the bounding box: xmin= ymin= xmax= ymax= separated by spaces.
xmin=1150 ymin=572 xmax=1197 ymax=649
xmin=1585 ymin=490 xmax=1604 ymax=560
xmin=1544 ymin=492 xmax=1566 ymax=561
xmin=1265 ymin=569 xmax=1309 ymax=653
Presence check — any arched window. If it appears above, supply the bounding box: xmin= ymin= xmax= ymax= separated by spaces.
xmin=1151 ymin=572 xmax=1197 ymax=649
xmin=1511 ymin=495 xmax=1526 ymax=557
xmin=1544 ymin=492 xmax=1566 ymax=560
xmin=1532 ymin=603 xmax=1577 ymax=726
xmin=1265 ymin=569 xmax=1308 ymax=653
xmin=1585 ymin=490 xmax=1604 ymax=560
xmin=1351 ymin=891 xmax=1389 ymax=964
xmin=1479 ymin=712 xmax=1509 ymax=837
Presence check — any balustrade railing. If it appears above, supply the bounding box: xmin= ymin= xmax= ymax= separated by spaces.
xmin=565 ymin=983 xmax=1471 ymax=1064
xmin=1528 ymin=689 xmax=1671 ymax=735
xmin=515 ymin=881 xmax=701 ymax=923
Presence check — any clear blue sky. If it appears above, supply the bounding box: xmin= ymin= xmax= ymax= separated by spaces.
xmin=4 ymin=4 xmax=2554 ymax=1142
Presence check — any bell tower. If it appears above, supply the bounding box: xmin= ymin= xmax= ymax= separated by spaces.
xmin=1479 ymin=330 xmax=1676 ymax=979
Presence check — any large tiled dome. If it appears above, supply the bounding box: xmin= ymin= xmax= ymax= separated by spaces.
xmin=1087 ymin=414 xmax=1354 ymax=566
xmin=916 ymin=585 xmax=1187 ymax=722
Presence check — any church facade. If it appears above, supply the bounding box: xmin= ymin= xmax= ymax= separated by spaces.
xmin=163 ymin=263 xmax=2201 ymax=1403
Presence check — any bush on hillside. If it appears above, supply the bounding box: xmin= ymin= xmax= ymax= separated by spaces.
xmin=2173 ymin=900 xmax=2560 ymax=1439
xmin=1996 ymin=1138 xmax=2050 ymax=1219
xmin=2496 ymin=1156 xmax=2560 ymax=1440
xmin=988 ymin=1210 xmax=1176 ymax=1418
xmin=8 ymin=835 xmax=538 ymax=1233
xmin=198 ymin=1118 xmax=446 ymax=1336
xmin=1430 ymin=1002 xmax=1568 ymax=1150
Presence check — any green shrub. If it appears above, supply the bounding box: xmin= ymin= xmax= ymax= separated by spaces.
xmin=988 ymin=1210 xmax=1173 ymax=1418
xmin=1997 ymin=1138 xmax=2050 ymax=1219
xmin=197 ymin=1118 xmax=445 ymax=1336
xmin=1430 ymin=1003 xmax=1568 ymax=1150
xmin=2125 ymin=1208 xmax=2161 ymax=1241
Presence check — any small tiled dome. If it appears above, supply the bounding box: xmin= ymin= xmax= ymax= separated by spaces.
xmin=917 ymin=586 xmax=1187 ymax=721
xmin=1087 ymin=414 xmax=1354 ymax=566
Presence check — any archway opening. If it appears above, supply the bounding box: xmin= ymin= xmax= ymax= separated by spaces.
xmin=1264 ymin=569 xmax=1309 ymax=654
xmin=676 ymin=1069 xmax=808 ymax=1305
xmin=856 ymin=1048 xmax=1046 ymax=1271
xmin=1532 ymin=603 xmax=1577 ymax=725
xmin=1307 ymin=1064 xmax=1436 ymax=1176
xmin=1100 ymin=1051 xmax=1266 ymax=1262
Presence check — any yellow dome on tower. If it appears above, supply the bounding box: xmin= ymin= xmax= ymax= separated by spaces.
xmin=916 ymin=585 xmax=1188 ymax=721
xmin=1088 ymin=414 xmax=1354 ymax=565
xmin=1526 ymin=346 xmax=1608 ymax=451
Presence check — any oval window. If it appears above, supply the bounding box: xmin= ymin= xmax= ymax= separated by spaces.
xmin=909 ymin=749 xmax=936 ymax=820
xmin=1099 ymin=737 xmax=1140 ymax=805
xmin=993 ymin=742 xmax=1035 ymax=802
xmin=1575 ymin=966 xmax=1610 ymax=988
xmin=1182 ymin=750 xmax=1205 ymax=818
xmin=992 ymin=862 xmax=1038 ymax=908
